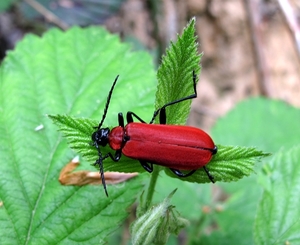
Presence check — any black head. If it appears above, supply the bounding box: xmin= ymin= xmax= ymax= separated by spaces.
xmin=92 ymin=127 xmax=110 ymax=148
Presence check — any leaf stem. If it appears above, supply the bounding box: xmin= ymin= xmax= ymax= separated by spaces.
xmin=144 ymin=167 xmax=160 ymax=211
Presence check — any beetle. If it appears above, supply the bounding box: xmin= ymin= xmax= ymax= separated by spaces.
xmin=92 ymin=71 xmax=217 ymax=196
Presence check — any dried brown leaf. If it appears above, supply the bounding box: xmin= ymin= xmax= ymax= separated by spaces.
xmin=59 ymin=156 xmax=138 ymax=186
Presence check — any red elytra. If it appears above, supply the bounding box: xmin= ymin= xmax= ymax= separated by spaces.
xmin=109 ymin=123 xmax=215 ymax=170
xmin=92 ymin=71 xmax=217 ymax=196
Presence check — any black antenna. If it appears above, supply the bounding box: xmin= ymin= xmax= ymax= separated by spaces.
xmin=98 ymin=151 xmax=108 ymax=197
xmin=94 ymin=141 xmax=109 ymax=197
xmin=97 ymin=75 xmax=120 ymax=130
xmin=94 ymin=75 xmax=120 ymax=196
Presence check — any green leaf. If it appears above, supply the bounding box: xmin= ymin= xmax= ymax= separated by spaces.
xmin=198 ymin=177 xmax=262 ymax=245
xmin=212 ymin=97 xmax=300 ymax=153
xmin=165 ymin=145 xmax=270 ymax=184
xmin=155 ymin=17 xmax=202 ymax=125
xmin=254 ymin=146 xmax=300 ymax=245
xmin=200 ymin=98 xmax=300 ymax=244
xmin=0 ymin=26 xmax=155 ymax=244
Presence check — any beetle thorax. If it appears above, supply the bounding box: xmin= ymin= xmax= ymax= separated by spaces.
xmin=108 ymin=126 xmax=125 ymax=150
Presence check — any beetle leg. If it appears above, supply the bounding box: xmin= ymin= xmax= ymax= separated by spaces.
xmin=105 ymin=150 xmax=122 ymax=162
xmin=149 ymin=71 xmax=198 ymax=124
xmin=95 ymin=150 xmax=121 ymax=164
xmin=118 ymin=113 xmax=124 ymax=127
xmin=170 ymin=167 xmax=215 ymax=183
xmin=203 ymin=166 xmax=215 ymax=183
xmin=139 ymin=161 xmax=153 ymax=173
xmin=159 ymin=108 xmax=167 ymax=124
xmin=169 ymin=168 xmax=196 ymax=177
xmin=126 ymin=111 xmax=147 ymax=123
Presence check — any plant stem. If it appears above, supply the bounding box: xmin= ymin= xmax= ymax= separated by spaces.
xmin=144 ymin=167 xmax=160 ymax=211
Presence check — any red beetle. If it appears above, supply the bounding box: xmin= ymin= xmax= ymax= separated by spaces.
xmin=92 ymin=71 xmax=217 ymax=196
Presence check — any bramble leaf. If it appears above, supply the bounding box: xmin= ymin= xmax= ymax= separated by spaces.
xmin=165 ymin=145 xmax=270 ymax=183
xmin=156 ymin=17 xmax=202 ymax=125
xmin=254 ymin=146 xmax=300 ymax=245
xmin=0 ymin=26 xmax=155 ymax=244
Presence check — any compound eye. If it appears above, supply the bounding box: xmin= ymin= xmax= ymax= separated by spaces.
xmin=91 ymin=131 xmax=98 ymax=141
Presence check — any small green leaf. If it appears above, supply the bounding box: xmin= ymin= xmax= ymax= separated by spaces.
xmin=155 ymin=17 xmax=202 ymax=125
xmin=165 ymin=145 xmax=270 ymax=183
xmin=254 ymin=146 xmax=300 ymax=245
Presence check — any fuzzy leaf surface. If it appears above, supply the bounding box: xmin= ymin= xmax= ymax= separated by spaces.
xmin=254 ymin=146 xmax=300 ymax=245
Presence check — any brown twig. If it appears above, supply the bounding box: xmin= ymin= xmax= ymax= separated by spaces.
xmin=243 ymin=0 xmax=273 ymax=96
xmin=277 ymin=0 xmax=300 ymax=62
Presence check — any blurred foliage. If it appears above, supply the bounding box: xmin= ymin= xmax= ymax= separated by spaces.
xmin=20 ymin=0 xmax=123 ymax=25
xmin=0 ymin=0 xmax=18 ymax=12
